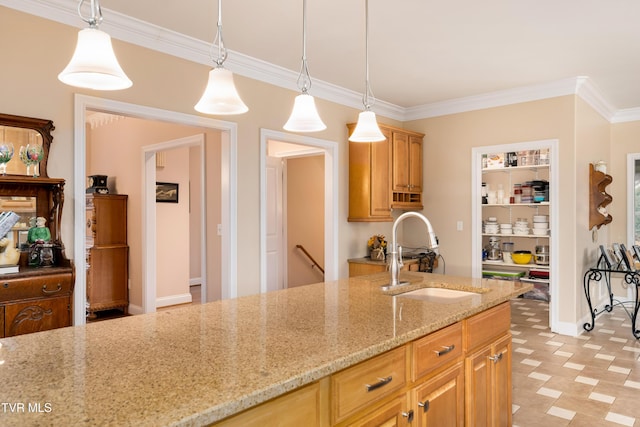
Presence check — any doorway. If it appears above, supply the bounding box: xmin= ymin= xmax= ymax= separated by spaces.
xmin=259 ymin=129 xmax=339 ymax=293
xmin=73 ymin=94 xmax=238 ymax=325
xmin=142 ymin=135 xmax=206 ymax=311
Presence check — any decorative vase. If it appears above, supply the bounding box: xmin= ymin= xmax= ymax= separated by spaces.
xmin=370 ymin=247 xmax=385 ymax=261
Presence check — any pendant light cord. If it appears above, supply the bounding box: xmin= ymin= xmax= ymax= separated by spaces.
xmin=363 ymin=0 xmax=376 ymax=110
xmin=296 ymin=0 xmax=312 ymax=94
xmin=77 ymin=0 xmax=103 ymax=28
xmin=208 ymin=0 xmax=229 ymax=66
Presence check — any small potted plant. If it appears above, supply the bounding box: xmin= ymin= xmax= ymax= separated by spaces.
xmin=368 ymin=234 xmax=387 ymax=261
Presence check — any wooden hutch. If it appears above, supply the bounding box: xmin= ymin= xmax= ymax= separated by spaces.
xmin=0 ymin=113 xmax=74 ymax=337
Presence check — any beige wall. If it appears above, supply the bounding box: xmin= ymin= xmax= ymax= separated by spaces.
xmin=156 ymin=146 xmax=190 ymax=302
xmin=287 ymin=155 xmax=325 ymax=287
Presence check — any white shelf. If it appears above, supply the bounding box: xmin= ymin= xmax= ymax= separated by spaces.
xmin=482 ymin=233 xmax=549 ymax=239
xmin=482 ymin=164 xmax=549 ymax=173
xmin=483 ymin=202 xmax=549 ymax=207
xmin=482 ymin=260 xmax=550 ymax=270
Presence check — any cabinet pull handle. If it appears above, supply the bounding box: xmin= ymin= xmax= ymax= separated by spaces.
xmin=402 ymin=410 xmax=414 ymax=422
xmin=418 ymin=399 xmax=430 ymax=413
xmin=365 ymin=376 xmax=392 ymax=392
xmin=489 ymin=352 xmax=503 ymax=363
xmin=2 ymin=282 xmax=8 ymax=289
xmin=42 ymin=284 xmax=62 ymax=294
xmin=434 ymin=344 xmax=455 ymax=356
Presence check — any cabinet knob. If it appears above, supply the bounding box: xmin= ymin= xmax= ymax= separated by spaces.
xmin=489 ymin=352 xmax=503 ymax=363
xmin=402 ymin=410 xmax=414 ymax=422
xmin=2 ymin=282 xmax=8 ymax=289
xmin=418 ymin=399 xmax=430 ymax=413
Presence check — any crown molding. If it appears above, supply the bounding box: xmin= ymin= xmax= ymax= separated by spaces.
xmin=0 ymin=0 xmax=630 ymax=124
xmin=611 ymin=107 xmax=640 ymax=123
xmin=404 ymin=77 xmax=615 ymax=122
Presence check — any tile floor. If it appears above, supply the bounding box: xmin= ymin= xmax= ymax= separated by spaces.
xmin=511 ymin=298 xmax=640 ymax=426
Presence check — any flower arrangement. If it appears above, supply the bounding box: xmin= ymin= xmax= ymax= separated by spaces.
xmin=368 ymin=234 xmax=387 ymax=260
xmin=368 ymin=234 xmax=387 ymax=250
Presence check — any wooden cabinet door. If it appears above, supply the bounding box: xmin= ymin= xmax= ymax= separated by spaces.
xmin=408 ymin=135 xmax=423 ymax=192
xmin=370 ymin=127 xmax=392 ymax=218
xmin=87 ymin=246 xmax=129 ymax=311
xmin=347 ymin=393 xmax=411 ymax=427
xmin=392 ymin=132 xmax=410 ymax=192
xmin=465 ymin=334 xmax=512 ymax=427
xmin=465 ymin=345 xmax=491 ymax=427
xmin=491 ymin=334 xmax=512 ymax=427
xmin=413 ymin=363 xmax=464 ymax=427
xmin=5 ymin=296 xmax=70 ymax=337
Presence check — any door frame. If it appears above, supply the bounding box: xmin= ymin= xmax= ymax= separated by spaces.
xmin=259 ymin=129 xmax=339 ymax=292
xmin=471 ymin=139 xmax=559 ymax=333
xmin=73 ymin=94 xmax=238 ymax=325
xmin=142 ymin=134 xmax=206 ymax=311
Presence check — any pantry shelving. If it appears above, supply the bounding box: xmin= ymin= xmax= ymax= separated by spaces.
xmin=472 ymin=139 xmax=559 ymax=330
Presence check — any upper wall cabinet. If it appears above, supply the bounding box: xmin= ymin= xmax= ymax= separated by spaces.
xmin=347 ymin=124 xmax=424 ymax=222
xmin=391 ymin=129 xmax=424 ymax=209
xmin=347 ymin=124 xmax=393 ymax=222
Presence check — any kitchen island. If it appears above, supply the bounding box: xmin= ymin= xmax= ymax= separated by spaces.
xmin=0 ymin=272 xmax=530 ymax=426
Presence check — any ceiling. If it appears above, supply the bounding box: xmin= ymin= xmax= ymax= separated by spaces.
xmin=9 ymin=0 xmax=640 ymax=119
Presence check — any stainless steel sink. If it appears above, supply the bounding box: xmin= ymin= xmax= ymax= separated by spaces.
xmin=396 ymin=287 xmax=481 ymax=303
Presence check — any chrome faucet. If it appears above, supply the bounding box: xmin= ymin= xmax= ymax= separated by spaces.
xmin=385 ymin=211 xmax=438 ymax=289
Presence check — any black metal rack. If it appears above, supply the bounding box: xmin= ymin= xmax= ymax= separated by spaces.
xmin=583 ymin=253 xmax=640 ymax=339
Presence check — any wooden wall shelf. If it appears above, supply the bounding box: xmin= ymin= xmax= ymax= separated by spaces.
xmin=589 ymin=163 xmax=613 ymax=230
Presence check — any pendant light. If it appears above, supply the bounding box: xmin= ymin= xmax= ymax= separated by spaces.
xmin=349 ymin=0 xmax=385 ymax=142
xmin=283 ymin=0 xmax=326 ymax=132
xmin=195 ymin=0 xmax=248 ymax=115
xmin=58 ymin=0 xmax=132 ymax=91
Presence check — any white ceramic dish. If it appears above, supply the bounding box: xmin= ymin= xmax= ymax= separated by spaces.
xmin=532 ymin=228 xmax=549 ymax=235
xmin=532 ymin=215 xmax=549 ymax=222
xmin=533 ymin=222 xmax=548 ymax=229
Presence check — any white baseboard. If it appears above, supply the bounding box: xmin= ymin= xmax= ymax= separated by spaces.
xmin=189 ymin=277 xmax=202 ymax=286
xmin=156 ymin=293 xmax=193 ymax=308
xmin=128 ymin=304 xmax=144 ymax=315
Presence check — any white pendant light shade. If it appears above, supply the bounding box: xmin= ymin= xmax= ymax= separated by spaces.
xmin=284 ymin=93 xmax=326 ymax=132
xmin=195 ymin=67 xmax=249 ymax=115
xmin=58 ymin=28 xmax=132 ymax=90
xmin=349 ymin=111 xmax=385 ymax=142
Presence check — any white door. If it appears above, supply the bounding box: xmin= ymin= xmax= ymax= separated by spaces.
xmin=266 ymin=156 xmax=284 ymax=291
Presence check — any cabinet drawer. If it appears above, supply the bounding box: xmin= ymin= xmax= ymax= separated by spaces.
xmin=5 ymin=295 xmax=71 ymax=336
xmin=413 ymin=322 xmax=462 ymax=381
xmin=0 ymin=273 xmax=73 ymax=303
xmin=464 ymin=302 xmax=511 ymax=351
xmin=214 ymin=381 xmax=325 ymax=427
xmin=331 ymin=346 xmax=408 ymax=424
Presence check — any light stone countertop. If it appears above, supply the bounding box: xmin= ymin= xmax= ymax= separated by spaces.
xmin=0 ymin=272 xmax=531 ymax=426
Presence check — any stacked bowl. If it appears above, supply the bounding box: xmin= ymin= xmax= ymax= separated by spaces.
xmin=513 ymin=218 xmax=530 ymax=236
xmin=500 ymin=223 xmax=512 ymax=235
xmin=484 ymin=217 xmax=499 ymax=234
xmin=532 ymin=215 xmax=549 ymax=236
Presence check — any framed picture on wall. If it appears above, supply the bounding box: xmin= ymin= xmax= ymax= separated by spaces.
xmin=156 ymin=182 xmax=179 ymax=203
